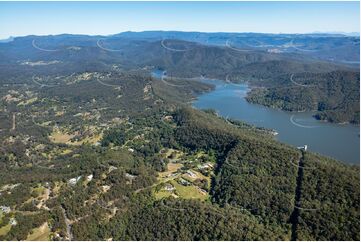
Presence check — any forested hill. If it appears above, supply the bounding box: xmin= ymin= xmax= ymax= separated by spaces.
xmin=246 ymin=70 xmax=360 ymax=124
xmin=173 ymin=108 xmax=359 ymax=240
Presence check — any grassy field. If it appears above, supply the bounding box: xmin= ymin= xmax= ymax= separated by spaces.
xmin=17 ymin=97 xmax=38 ymax=106
xmin=154 ymin=190 xmax=173 ymax=200
xmin=32 ymin=185 xmax=46 ymax=197
xmin=0 ymin=224 xmax=11 ymax=237
xmin=170 ymin=180 xmax=207 ymax=201
xmin=71 ymin=132 xmax=103 ymax=146
xmin=158 ymin=163 xmax=183 ymax=180
xmin=49 ymin=127 xmax=102 ymax=146
xmin=49 ymin=130 xmax=75 ymax=144
xmin=26 ymin=222 xmax=50 ymax=241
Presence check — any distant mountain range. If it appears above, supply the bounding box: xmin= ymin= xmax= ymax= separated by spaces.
xmin=1 ymin=31 xmax=358 ymax=65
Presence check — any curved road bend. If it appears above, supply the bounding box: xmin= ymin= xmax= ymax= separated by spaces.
xmin=161 ymin=39 xmax=189 ymax=52
xmin=96 ymin=39 xmax=122 ymax=52
xmin=32 ymin=39 xmax=59 ymax=52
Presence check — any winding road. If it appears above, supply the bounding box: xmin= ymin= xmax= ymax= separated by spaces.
xmin=96 ymin=77 xmax=122 ymax=88
xmin=225 ymin=39 xmax=251 ymax=52
xmin=32 ymin=39 xmax=59 ymax=52
xmin=32 ymin=75 xmax=60 ymax=88
xmin=161 ymin=39 xmax=190 ymax=52
xmin=290 ymin=74 xmax=316 ymax=87
xmin=96 ymin=39 xmax=122 ymax=52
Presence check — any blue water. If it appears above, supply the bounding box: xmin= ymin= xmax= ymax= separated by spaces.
xmin=152 ymin=70 xmax=360 ymax=165
xmin=193 ymin=79 xmax=360 ymax=165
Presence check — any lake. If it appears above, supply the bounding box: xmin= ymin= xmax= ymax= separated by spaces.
xmin=152 ymin=70 xmax=360 ymax=165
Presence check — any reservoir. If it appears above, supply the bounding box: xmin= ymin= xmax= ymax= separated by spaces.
xmin=193 ymin=78 xmax=360 ymax=165
xmin=152 ymin=70 xmax=360 ymax=165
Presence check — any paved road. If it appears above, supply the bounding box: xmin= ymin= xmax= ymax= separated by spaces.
xmin=225 ymin=40 xmax=251 ymax=52
xmin=32 ymin=39 xmax=59 ymax=52
xmin=161 ymin=39 xmax=189 ymax=52
xmin=290 ymin=74 xmax=315 ymax=87
xmin=96 ymin=39 xmax=122 ymax=52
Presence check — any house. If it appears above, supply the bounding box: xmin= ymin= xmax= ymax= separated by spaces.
xmin=198 ymin=163 xmax=214 ymax=170
xmin=0 ymin=206 xmax=11 ymax=213
xmin=86 ymin=174 xmax=93 ymax=182
xmin=199 ymin=188 xmax=207 ymax=195
xmin=68 ymin=176 xmax=82 ymax=186
xmin=179 ymin=178 xmax=190 ymax=186
xmin=68 ymin=178 xmax=77 ymax=186
xmin=164 ymin=184 xmax=175 ymax=191
xmin=167 ymin=172 xmax=179 ymax=178
xmin=297 ymin=145 xmax=308 ymax=151
xmin=162 ymin=115 xmax=173 ymax=122
xmin=9 ymin=218 xmax=17 ymax=226
xmin=186 ymin=170 xmax=197 ymax=178
xmin=108 ymin=166 xmax=118 ymax=173
xmin=125 ymin=173 xmax=137 ymax=179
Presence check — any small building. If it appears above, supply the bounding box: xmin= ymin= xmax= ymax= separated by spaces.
xmin=186 ymin=170 xmax=197 ymax=178
xmin=297 ymin=145 xmax=308 ymax=151
xmin=162 ymin=115 xmax=173 ymax=122
xmin=68 ymin=176 xmax=82 ymax=186
xmin=178 ymin=178 xmax=190 ymax=186
xmin=0 ymin=206 xmax=11 ymax=213
xmin=164 ymin=184 xmax=175 ymax=191
xmin=198 ymin=163 xmax=214 ymax=170
xmin=125 ymin=173 xmax=137 ymax=179
xmin=9 ymin=218 xmax=17 ymax=226
xmin=86 ymin=174 xmax=93 ymax=182
xmin=169 ymin=172 xmax=179 ymax=178
xmin=68 ymin=178 xmax=77 ymax=186
xmin=108 ymin=166 xmax=118 ymax=173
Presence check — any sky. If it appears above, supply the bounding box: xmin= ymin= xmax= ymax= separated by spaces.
xmin=0 ymin=1 xmax=359 ymax=39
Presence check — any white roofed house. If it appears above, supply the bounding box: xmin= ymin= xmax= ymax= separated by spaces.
xmin=186 ymin=170 xmax=197 ymax=178
xmin=297 ymin=145 xmax=308 ymax=151
xmin=164 ymin=184 xmax=175 ymax=191
xmin=9 ymin=217 xmax=17 ymax=226
xmin=0 ymin=205 xmax=11 ymax=213
xmin=86 ymin=174 xmax=93 ymax=182
xmin=68 ymin=176 xmax=82 ymax=186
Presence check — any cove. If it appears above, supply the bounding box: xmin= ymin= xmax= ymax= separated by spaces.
xmin=192 ymin=78 xmax=360 ymax=165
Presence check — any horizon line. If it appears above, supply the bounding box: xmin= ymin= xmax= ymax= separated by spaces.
xmin=2 ymin=30 xmax=360 ymax=40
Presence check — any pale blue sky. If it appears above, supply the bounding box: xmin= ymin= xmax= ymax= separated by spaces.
xmin=0 ymin=1 xmax=359 ymax=39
